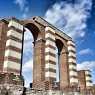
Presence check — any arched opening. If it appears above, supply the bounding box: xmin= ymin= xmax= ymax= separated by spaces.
xmin=55 ymin=39 xmax=63 ymax=82
xmin=24 ymin=23 xmax=41 ymax=43
xmin=22 ymin=23 xmax=41 ymax=88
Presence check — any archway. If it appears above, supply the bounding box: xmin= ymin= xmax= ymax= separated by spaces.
xmin=55 ymin=39 xmax=63 ymax=82
xmin=22 ymin=23 xmax=41 ymax=87
xmin=22 ymin=28 xmax=34 ymax=87
xmin=55 ymin=38 xmax=69 ymax=90
xmin=24 ymin=23 xmax=41 ymax=43
xmin=22 ymin=23 xmax=45 ymax=89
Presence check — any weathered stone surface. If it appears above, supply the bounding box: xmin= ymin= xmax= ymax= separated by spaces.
xmin=0 ymin=73 xmax=24 ymax=95
xmin=0 ymin=16 xmax=94 ymax=95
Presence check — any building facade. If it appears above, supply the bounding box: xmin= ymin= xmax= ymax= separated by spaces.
xmin=0 ymin=16 xmax=94 ymax=95
xmin=78 ymin=70 xmax=93 ymax=94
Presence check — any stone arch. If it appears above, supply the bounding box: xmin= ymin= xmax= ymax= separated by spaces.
xmin=55 ymin=33 xmax=78 ymax=90
xmin=55 ymin=37 xmax=69 ymax=90
xmin=55 ymin=39 xmax=63 ymax=54
xmin=22 ymin=21 xmax=46 ymax=90
xmin=55 ymin=38 xmax=68 ymax=57
xmin=0 ymin=16 xmax=79 ymax=92
xmin=44 ymin=26 xmax=71 ymax=90
xmin=24 ymin=23 xmax=42 ymax=43
xmin=55 ymin=39 xmax=63 ymax=82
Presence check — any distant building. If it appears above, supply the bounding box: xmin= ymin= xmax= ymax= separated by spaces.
xmin=78 ymin=70 xmax=93 ymax=94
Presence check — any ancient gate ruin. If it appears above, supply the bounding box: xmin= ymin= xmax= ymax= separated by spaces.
xmin=0 ymin=16 xmax=93 ymax=95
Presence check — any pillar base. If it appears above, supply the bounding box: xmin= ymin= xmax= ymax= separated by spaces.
xmin=63 ymin=85 xmax=80 ymax=93
xmin=32 ymin=81 xmax=60 ymax=91
xmin=45 ymin=81 xmax=60 ymax=90
xmin=32 ymin=80 xmax=46 ymax=90
xmin=0 ymin=72 xmax=24 ymax=95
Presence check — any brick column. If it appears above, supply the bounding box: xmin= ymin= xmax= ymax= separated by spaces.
xmin=32 ymin=38 xmax=45 ymax=90
xmin=59 ymin=49 xmax=69 ymax=90
xmin=45 ymin=27 xmax=56 ymax=90
xmin=67 ymin=40 xmax=78 ymax=87
xmin=0 ymin=18 xmax=24 ymax=95
xmin=3 ymin=18 xmax=23 ymax=75
xmin=78 ymin=70 xmax=86 ymax=94
xmin=0 ymin=20 xmax=8 ymax=72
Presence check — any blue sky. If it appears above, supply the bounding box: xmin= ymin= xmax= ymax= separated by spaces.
xmin=0 ymin=0 xmax=95 ymax=87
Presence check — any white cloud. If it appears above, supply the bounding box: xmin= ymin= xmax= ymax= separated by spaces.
xmin=77 ymin=61 xmax=95 ymax=71
xmin=14 ymin=0 xmax=27 ymax=11
xmin=22 ymin=59 xmax=33 ymax=72
xmin=14 ymin=0 xmax=29 ymax=18
xmin=22 ymin=13 xmax=27 ymax=19
xmin=77 ymin=61 xmax=95 ymax=84
xmin=22 ymin=7 xmax=29 ymax=19
xmin=24 ymin=28 xmax=33 ymax=43
xmin=78 ymin=48 xmax=93 ymax=55
xmin=22 ymin=29 xmax=33 ymax=64
xmin=23 ymin=31 xmax=33 ymax=55
xmin=44 ymin=0 xmax=92 ymax=39
xmin=22 ymin=28 xmax=34 ymax=87
xmin=22 ymin=57 xmax=33 ymax=87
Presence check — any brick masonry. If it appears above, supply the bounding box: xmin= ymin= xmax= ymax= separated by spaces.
xmin=0 ymin=16 xmax=94 ymax=95
xmin=0 ymin=20 xmax=8 ymax=72
xmin=78 ymin=70 xmax=93 ymax=94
